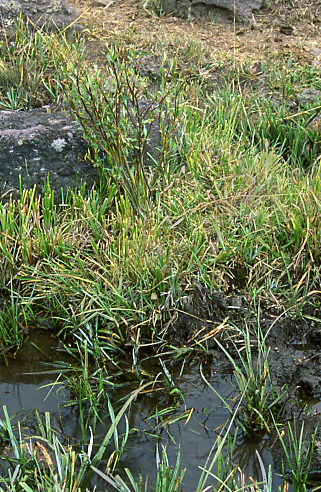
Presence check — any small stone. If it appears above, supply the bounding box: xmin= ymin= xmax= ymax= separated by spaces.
xmin=312 ymin=59 xmax=321 ymax=69
xmin=249 ymin=59 xmax=262 ymax=75
xmin=228 ymin=296 xmax=243 ymax=309
xmin=280 ymin=25 xmax=294 ymax=35
xmin=307 ymin=114 xmax=321 ymax=134
xmin=91 ymin=0 xmax=113 ymax=5
xmin=298 ymin=88 xmax=321 ymax=105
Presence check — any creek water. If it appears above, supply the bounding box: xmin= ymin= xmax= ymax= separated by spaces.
xmin=0 ymin=331 xmax=314 ymax=491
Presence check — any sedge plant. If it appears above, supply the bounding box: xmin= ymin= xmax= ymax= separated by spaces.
xmin=274 ymin=419 xmax=318 ymax=492
xmin=201 ymin=320 xmax=287 ymax=436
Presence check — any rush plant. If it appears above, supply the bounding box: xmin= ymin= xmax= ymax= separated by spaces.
xmin=65 ymin=45 xmax=183 ymax=216
xmin=275 ymin=420 xmax=317 ymax=492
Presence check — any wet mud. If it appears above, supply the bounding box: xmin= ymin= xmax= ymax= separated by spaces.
xmin=169 ymin=285 xmax=321 ymax=484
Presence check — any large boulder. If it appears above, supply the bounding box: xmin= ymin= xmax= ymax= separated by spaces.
xmin=0 ymin=105 xmax=98 ymax=202
xmin=0 ymin=0 xmax=80 ymax=36
xmin=160 ymin=0 xmax=264 ymax=22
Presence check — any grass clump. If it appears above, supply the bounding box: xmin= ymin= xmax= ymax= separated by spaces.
xmin=0 ymin=18 xmax=84 ymax=110
xmin=277 ymin=420 xmax=318 ymax=492
xmin=202 ymin=322 xmax=287 ymax=436
xmin=1 ymin=25 xmax=320 ymax=340
xmin=1 ymin=87 xmax=321 ymax=345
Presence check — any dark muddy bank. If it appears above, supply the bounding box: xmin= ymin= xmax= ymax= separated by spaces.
xmin=169 ymin=286 xmax=321 ymax=484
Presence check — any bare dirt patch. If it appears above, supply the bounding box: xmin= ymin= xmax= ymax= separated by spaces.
xmin=70 ymin=0 xmax=321 ymax=68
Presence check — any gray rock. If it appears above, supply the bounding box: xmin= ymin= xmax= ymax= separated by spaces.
xmin=298 ymin=88 xmax=321 ymax=105
xmin=126 ymin=99 xmax=171 ymax=166
xmin=0 ymin=98 xmax=176 ymax=203
xmin=0 ymin=0 xmax=81 ymax=36
xmin=0 ymin=105 xmax=98 ymax=203
xmin=160 ymin=0 xmax=264 ymax=22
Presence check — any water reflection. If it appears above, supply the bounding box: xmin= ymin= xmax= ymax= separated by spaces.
xmin=0 ymin=336 xmax=297 ymax=491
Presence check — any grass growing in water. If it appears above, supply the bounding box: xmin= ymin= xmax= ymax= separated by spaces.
xmin=0 ymin=400 xmax=288 ymax=492
xmin=0 ymin=384 xmax=149 ymax=491
xmin=201 ymin=321 xmax=287 ymax=436
xmin=275 ymin=420 xmax=318 ymax=492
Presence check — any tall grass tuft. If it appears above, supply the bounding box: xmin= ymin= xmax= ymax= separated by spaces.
xmin=275 ymin=420 xmax=318 ymax=492
xmin=202 ymin=321 xmax=286 ymax=436
xmin=0 ymin=17 xmax=84 ymax=110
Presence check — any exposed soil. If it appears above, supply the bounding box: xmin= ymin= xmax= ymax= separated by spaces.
xmin=69 ymin=0 xmax=321 ymax=69
xmin=169 ymin=284 xmax=320 ymax=397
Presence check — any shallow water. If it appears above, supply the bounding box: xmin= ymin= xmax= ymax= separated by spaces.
xmin=0 ymin=332 xmax=64 ymax=415
xmin=0 ymin=332 xmax=317 ymax=491
xmin=114 ymin=360 xmax=281 ymax=491
xmin=0 ymin=331 xmax=80 ymax=442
